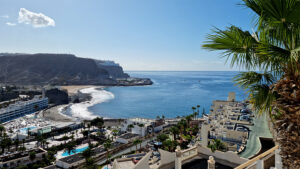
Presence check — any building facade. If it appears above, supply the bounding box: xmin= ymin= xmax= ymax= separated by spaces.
xmin=0 ymin=96 xmax=48 ymax=122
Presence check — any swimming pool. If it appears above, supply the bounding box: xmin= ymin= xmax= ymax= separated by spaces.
xmin=20 ymin=126 xmax=37 ymax=134
xmin=62 ymin=146 xmax=89 ymax=157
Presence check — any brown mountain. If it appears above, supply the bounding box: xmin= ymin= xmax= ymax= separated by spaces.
xmin=0 ymin=53 xmax=151 ymax=86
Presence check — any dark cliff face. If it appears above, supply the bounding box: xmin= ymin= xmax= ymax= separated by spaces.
xmin=46 ymin=88 xmax=69 ymax=105
xmin=0 ymin=53 xmax=128 ymax=85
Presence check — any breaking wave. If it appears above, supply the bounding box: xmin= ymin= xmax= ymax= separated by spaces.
xmin=61 ymin=87 xmax=114 ymax=120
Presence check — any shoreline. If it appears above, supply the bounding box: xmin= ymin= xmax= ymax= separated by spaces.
xmin=53 ymin=86 xmax=114 ymax=121
xmin=60 ymin=85 xmax=102 ymax=95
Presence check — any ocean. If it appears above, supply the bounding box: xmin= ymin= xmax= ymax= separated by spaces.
xmin=65 ymin=71 xmax=247 ymax=119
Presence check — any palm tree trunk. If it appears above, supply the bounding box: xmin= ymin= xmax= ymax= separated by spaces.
xmin=273 ymin=74 xmax=300 ymax=167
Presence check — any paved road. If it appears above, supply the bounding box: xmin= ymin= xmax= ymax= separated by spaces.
xmin=239 ymin=113 xmax=272 ymax=158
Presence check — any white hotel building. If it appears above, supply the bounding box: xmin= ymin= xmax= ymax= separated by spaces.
xmin=0 ymin=96 xmax=48 ymax=123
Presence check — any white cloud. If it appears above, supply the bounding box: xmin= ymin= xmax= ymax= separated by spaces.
xmin=18 ymin=8 xmax=55 ymax=28
xmin=6 ymin=22 xmax=16 ymax=26
xmin=1 ymin=15 xmax=9 ymax=19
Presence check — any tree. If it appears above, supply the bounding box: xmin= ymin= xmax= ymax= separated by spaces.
xmin=157 ymin=134 xmax=168 ymax=143
xmin=185 ymin=115 xmax=193 ymax=125
xmin=133 ymin=139 xmax=140 ymax=153
xmin=22 ymin=139 xmax=25 ymax=148
xmin=170 ymin=126 xmax=179 ymax=140
xmin=91 ymin=117 xmax=104 ymax=129
xmin=163 ymin=139 xmax=176 ymax=152
xmin=127 ymin=124 xmax=134 ymax=132
xmin=29 ymin=151 xmax=36 ymax=161
xmin=85 ymin=158 xmax=97 ymax=169
xmin=203 ymin=0 xmax=300 ymax=166
xmin=82 ymin=130 xmax=89 ymax=139
xmin=27 ymin=128 xmax=31 ymax=139
xmin=66 ymin=141 xmax=76 ymax=155
xmin=104 ymin=140 xmax=112 ymax=169
xmin=0 ymin=125 xmax=5 ymax=137
xmin=208 ymin=139 xmax=225 ymax=153
xmin=14 ymin=139 xmax=19 ymax=151
xmin=82 ymin=147 xmax=92 ymax=160
xmin=192 ymin=107 xmax=196 ymax=119
xmin=202 ymin=108 xmax=206 ymax=117
xmin=112 ymin=129 xmax=119 ymax=140
xmin=61 ymin=135 xmax=69 ymax=144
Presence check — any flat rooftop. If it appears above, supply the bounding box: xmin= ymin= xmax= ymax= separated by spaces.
xmin=118 ymin=160 xmax=135 ymax=169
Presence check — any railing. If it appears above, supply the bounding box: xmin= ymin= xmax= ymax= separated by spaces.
xmin=234 ymin=145 xmax=279 ymax=169
xmin=181 ymin=146 xmax=198 ymax=161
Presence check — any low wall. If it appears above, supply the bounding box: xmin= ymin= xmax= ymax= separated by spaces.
xmin=197 ymin=146 xmax=248 ymax=168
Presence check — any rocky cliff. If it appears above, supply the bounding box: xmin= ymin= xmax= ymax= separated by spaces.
xmin=0 ymin=53 xmax=152 ymax=86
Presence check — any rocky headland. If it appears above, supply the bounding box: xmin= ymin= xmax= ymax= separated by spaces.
xmin=0 ymin=53 xmax=153 ymax=86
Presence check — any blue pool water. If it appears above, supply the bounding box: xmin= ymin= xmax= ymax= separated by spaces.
xmin=20 ymin=126 xmax=37 ymax=134
xmin=62 ymin=146 xmax=89 ymax=157
xmin=88 ymin=71 xmax=247 ymax=118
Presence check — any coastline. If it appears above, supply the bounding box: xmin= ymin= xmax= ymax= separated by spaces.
xmin=42 ymin=105 xmax=74 ymax=122
xmin=60 ymin=85 xmax=99 ymax=95
xmin=55 ymin=86 xmax=115 ymax=120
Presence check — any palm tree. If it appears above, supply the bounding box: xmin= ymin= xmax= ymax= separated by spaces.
xmin=29 ymin=151 xmax=36 ymax=162
xmin=133 ymin=139 xmax=140 ymax=153
xmin=192 ymin=107 xmax=196 ymax=119
xmin=104 ymin=140 xmax=112 ymax=169
xmin=170 ymin=126 xmax=179 ymax=140
xmin=112 ymin=129 xmax=119 ymax=140
xmin=163 ymin=139 xmax=176 ymax=152
xmin=66 ymin=141 xmax=76 ymax=155
xmin=22 ymin=139 xmax=25 ymax=148
xmin=202 ymin=107 xmax=206 ymax=117
xmin=196 ymin=105 xmax=200 ymax=119
xmin=82 ymin=147 xmax=92 ymax=163
xmin=26 ymin=128 xmax=31 ymax=139
xmin=208 ymin=139 xmax=226 ymax=153
xmin=14 ymin=139 xmax=19 ymax=151
xmin=127 ymin=124 xmax=134 ymax=132
xmin=0 ymin=125 xmax=5 ymax=137
xmin=138 ymin=124 xmax=144 ymax=135
xmin=203 ymin=0 xmax=300 ymax=167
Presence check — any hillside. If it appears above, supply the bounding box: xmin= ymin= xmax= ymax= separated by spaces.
xmin=0 ymin=53 xmax=152 ymax=86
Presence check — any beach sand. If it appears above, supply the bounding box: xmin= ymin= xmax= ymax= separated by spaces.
xmin=60 ymin=85 xmax=97 ymax=95
xmin=42 ymin=105 xmax=74 ymax=122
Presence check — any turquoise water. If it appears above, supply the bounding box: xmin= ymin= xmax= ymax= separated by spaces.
xmin=62 ymin=146 xmax=89 ymax=157
xmin=20 ymin=126 xmax=37 ymax=134
xmin=90 ymin=71 xmax=247 ymax=118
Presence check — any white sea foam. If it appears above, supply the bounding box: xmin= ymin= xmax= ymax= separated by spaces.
xmin=61 ymin=87 xmax=114 ymax=120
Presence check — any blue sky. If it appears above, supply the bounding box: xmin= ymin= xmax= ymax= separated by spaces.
xmin=0 ymin=0 xmax=254 ymax=71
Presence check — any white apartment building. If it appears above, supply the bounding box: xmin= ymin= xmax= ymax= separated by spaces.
xmin=120 ymin=118 xmax=165 ymax=137
xmin=0 ymin=96 xmax=48 ymax=123
xmin=0 ymin=148 xmax=47 ymax=169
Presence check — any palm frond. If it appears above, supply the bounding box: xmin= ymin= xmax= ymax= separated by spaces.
xmin=202 ymin=26 xmax=258 ymax=70
xmin=234 ymin=71 xmax=276 ymax=89
xmin=202 ymin=26 xmax=289 ymax=72
xmin=243 ymin=0 xmax=300 ymax=51
xmin=249 ymin=84 xmax=277 ymax=115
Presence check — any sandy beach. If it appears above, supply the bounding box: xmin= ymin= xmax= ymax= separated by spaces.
xmin=60 ymin=85 xmax=98 ymax=95
xmin=42 ymin=105 xmax=74 ymax=122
